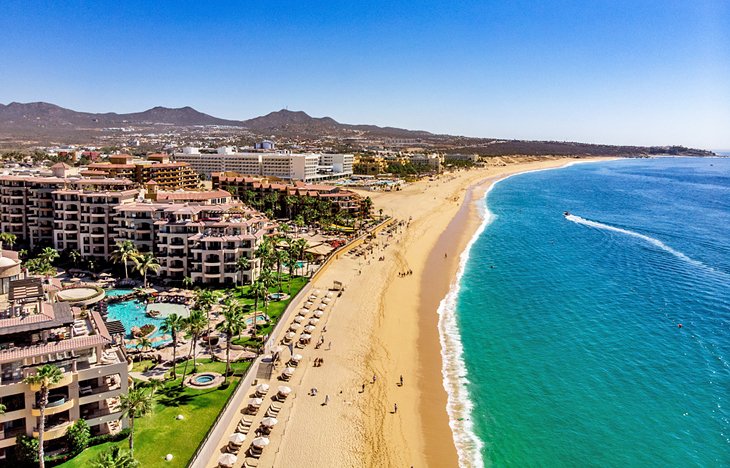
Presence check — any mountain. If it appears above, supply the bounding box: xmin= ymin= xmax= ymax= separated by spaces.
xmin=0 ymin=101 xmax=715 ymax=157
xmin=0 ymin=101 xmax=244 ymax=131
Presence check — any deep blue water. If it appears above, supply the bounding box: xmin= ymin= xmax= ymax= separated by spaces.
xmin=456 ymin=157 xmax=729 ymax=466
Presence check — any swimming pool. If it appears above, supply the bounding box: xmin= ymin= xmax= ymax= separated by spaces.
xmin=245 ymin=315 xmax=269 ymax=326
xmin=107 ymin=299 xmax=189 ymax=347
xmin=105 ymin=288 xmax=134 ymax=297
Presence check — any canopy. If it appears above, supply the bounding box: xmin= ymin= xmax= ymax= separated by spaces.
xmin=283 ymin=366 xmax=295 ymax=376
xmin=318 ymin=303 xmax=326 ymax=310
xmin=248 ymin=397 xmax=263 ymax=407
xmin=291 ymin=354 xmax=303 ymax=361
xmin=314 ymin=310 xmax=324 ymax=318
xmin=304 ymin=325 xmax=316 ymax=333
xmin=308 ymin=318 xmax=320 ymax=325
xmin=285 ymin=332 xmax=296 ymax=339
xmin=229 ymin=433 xmax=246 ymax=445
xmin=260 ymin=417 xmax=278 ymax=427
xmin=299 ymin=333 xmax=312 ymax=340
xmin=217 ymin=453 xmax=237 ymax=467
xmin=277 ymin=385 xmax=292 ymax=395
xmin=289 ymin=323 xmax=301 ymax=331
xmin=252 ymin=437 xmax=270 ymax=448
xmin=294 ymin=316 xmax=305 ymax=323
xmin=256 ymin=383 xmax=269 ymax=393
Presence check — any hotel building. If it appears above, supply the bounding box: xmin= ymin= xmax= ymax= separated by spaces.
xmin=83 ymin=154 xmax=199 ymax=190
xmin=174 ymin=147 xmax=353 ymax=182
xmin=0 ymin=278 xmax=129 ymax=460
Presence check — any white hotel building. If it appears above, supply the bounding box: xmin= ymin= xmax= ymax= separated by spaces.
xmin=174 ymin=147 xmax=353 ymax=182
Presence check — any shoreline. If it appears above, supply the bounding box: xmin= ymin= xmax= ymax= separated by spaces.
xmin=269 ymin=156 xmax=614 ymax=468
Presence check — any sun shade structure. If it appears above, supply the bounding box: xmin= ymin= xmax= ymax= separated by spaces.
xmin=252 ymin=437 xmax=270 ymax=448
xmin=248 ymin=397 xmax=263 ymax=408
xmin=260 ymin=417 xmax=278 ymax=428
xmin=256 ymin=383 xmax=269 ymax=394
xmin=229 ymin=433 xmax=246 ymax=445
xmin=277 ymin=386 xmax=292 ymax=396
xmin=217 ymin=453 xmax=237 ymax=468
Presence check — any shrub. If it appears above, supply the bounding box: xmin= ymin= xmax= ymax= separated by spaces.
xmin=15 ymin=434 xmax=38 ymax=465
xmin=67 ymin=419 xmax=90 ymax=454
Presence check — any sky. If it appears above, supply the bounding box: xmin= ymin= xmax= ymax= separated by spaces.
xmin=1 ymin=0 xmax=729 ymax=149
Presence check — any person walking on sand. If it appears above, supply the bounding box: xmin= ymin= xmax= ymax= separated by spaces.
xmin=394 ymin=403 xmax=398 ymax=413
xmin=324 ymin=394 xmax=330 ymax=406
xmin=372 ymin=374 xmax=377 ymax=384
xmin=399 ymin=375 xmax=403 ymax=387
xmin=361 ymin=383 xmax=365 ymax=393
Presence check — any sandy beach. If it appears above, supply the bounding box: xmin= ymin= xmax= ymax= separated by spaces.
xmin=262 ymin=156 xmax=610 ymax=467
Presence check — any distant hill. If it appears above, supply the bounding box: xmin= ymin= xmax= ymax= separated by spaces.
xmin=0 ymin=101 xmax=715 ymax=157
xmin=0 ymin=101 xmax=244 ymax=131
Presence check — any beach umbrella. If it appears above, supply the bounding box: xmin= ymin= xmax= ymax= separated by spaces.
xmin=308 ymin=318 xmax=319 ymax=325
xmin=323 ymin=297 xmax=331 ymax=304
xmin=318 ymin=303 xmax=326 ymax=310
xmin=285 ymin=331 xmax=296 ymax=340
xmin=260 ymin=417 xmax=278 ymax=428
xmin=248 ymin=397 xmax=263 ymax=408
xmin=314 ymin=310 xmax=324 ymax=318
xmin=289 ymin=323 xmax=301 ymax=331
xmin=294 ymin=316 xmax=305 ymax=323
xmin=305 ymin=301 xmax=313 ymax=307
xmin=299 ymin=333 xmax=311 ymax=341
xmin=256 ymin=383 xmax=269 ymax=394
xmin=277 ymin=385 xmax=292 ymax=396
xmin=271 ymin=345 xmax=285 ymax=354
xmin=218 ymin=453 xmax=237 ymax=468
xmin=252 ymin=437 xmax=270 ymax=449
xmin=229 ymin=433 xmax=246 ymax=445
xmin=326 ymin=291 xmax=333 ymax=297
xmin=290 ymin=354 xmax=302 ymax=362
xmin=304 ymin=325 xmax=316 ymax=333
xmin=300 ymin=308 xmax=309 ymax=314
xmin=283 ymin=366 xmax=295 ymax=376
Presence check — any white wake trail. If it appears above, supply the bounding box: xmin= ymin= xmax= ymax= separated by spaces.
xmin=565 ymin=214 xmax=726 ymax=278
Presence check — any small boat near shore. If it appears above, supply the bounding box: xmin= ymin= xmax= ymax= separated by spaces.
xmin=563 ymin=211 xmax=571 ymax=217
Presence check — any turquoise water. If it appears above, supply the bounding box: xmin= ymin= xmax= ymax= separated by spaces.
xmin=107 ymin=299 xmax=170 ymax=346
xmin=105 ymin=288 xmax=134 ymax=297
xmin=450 ymin=158 xmax=729 ymax=466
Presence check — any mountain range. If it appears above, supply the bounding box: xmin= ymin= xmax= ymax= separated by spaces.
xmin=0 ymin=101 xmax=715 ymax=157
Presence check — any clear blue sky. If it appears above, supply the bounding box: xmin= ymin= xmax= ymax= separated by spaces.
xmin=1 ymin=0 xmax=728 ymax=149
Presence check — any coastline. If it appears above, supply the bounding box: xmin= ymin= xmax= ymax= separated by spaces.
xmin=271 ymin=156 xmax=613 ymax=467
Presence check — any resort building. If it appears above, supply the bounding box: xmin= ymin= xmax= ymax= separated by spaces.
xmin=353 ymin=154 xmax=388 ymax=175
xmin=0 ymin=175 xmax=137 ymax=251
xmin=211 ymin=173 xmax=365 ymax=215
xmin=115 ymin=202 xmax=272 ymax=285
xmin=174 ymin=147 xmax=353 ymax=182
xmin=0 ymin=278 xmax=129 ymax=460
xmin=83 ymin=154 xmax=199 ymax=189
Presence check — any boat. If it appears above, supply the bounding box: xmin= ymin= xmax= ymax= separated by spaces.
xmin=563 ymin=211 xmax=571 ymax=217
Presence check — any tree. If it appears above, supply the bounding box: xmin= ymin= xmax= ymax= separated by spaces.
xmin=92 ymin=446 xmax=140 ymax=468
xmin=23 ymin=364 xmax=63 ymax=468
xmin=67 ymin=249 xmax=82 ymax=267
xmin=0 ymin=232 xmax=17 ymax=250
xmin=161 ymin=313 xmax=185 ymax=379
xmin=235 ymin=256 xmax=250 ymax=286
xmin=132 ymin=252 xmax=160 ymax=288
xmin=221 ymin=301 xmax=244 ymax=384
xmin=135 ymin=336 xmax=152 ymax=354
xmin=119 ymin=387 xmax=153 ymax=458
xmin=180 ymin=309 xmax=207 ymax=385
xmin=182 ymin=276 xmax=193 ymax=289
xmin=273 ymin=249 xmax=289 ymax=292
xmin=249 ymin=280 xmax=266 ymax=312
xmin=15 ymin=434 xmax=39 ymax=465
xmin=39 ymin=247 xmax=59 ymax=265
xmin=111 ymin=240 xmax=139 ymax=279
xmin=194 ymin=289 xmax=215 ymax=351
xmin=67 ymin=419 xmax=90 ymax=455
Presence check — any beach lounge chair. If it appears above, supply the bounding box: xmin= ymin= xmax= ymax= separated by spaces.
xmin=243 ymin=458 xmax=259 ymax=468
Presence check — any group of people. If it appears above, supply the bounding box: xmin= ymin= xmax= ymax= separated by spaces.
xmin=398 ymin=269 xmax=413 ymax=277
xmin=313 ymin=357 xmax=325 ymax=367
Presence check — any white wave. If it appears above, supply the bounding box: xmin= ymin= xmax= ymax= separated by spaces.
xmin=565 ymin=215 xmax=727 ymax=278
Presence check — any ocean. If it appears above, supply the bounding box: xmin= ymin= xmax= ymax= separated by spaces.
xmin=441 ymin=157 xmax=730 ymax=467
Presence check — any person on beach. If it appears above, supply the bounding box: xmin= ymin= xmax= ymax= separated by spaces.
xmin=399 ymin=375 xmax=403 ymax=386
xmin=361 ymin=383 xmax=365 ymax=393
xmin=324 ymin=395 xmax=330 ymax=406
xmin=372 ymin=374 xmax=377 ymax=384
xmin=394 ymin=403 xmax=398 ymax=413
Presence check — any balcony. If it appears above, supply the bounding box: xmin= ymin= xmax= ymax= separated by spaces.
xmin=33 ymin=420 xmax=71 ymax=440
xmin=31 ymin=395 xmax=73 ymax=417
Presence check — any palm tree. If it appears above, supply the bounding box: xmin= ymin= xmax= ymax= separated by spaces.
xmin=132 ymin=253 xmax=160 ymax=288
xmin=23 ymin=364 xmax=63 ymax=468
xmin=135 ymin=336 xmax=152 ymax=354
xmin=119 ymin=387 xmax=153 ymax=458
xmin=273 ymin=249 xmax=289 ymax=292
xmin=255 ymin=237 xmax=274 ymax=271
xmin=180 ymin=310 xmax=207 ymax=385
xmin=235 ymin=256 xmax=250 ymax=286
xmin=39 ymin=247 xmax=59 ymax=265
xmin=249 ymin=279 xmax=266 ymax=312
xmin=92 ymin=446 xmax=139 ymax=468
xmin=194 ymin=289 xmax=215 ymax=351
xmin=0 ymin=232 xmax=17 ymax=250
xmin=160 ymin=313 xmax=185 ymax=379
xmin=182 ymin=276 xmax=193 ymax=289
xmin=111 ymin=241 xmax=139 ymax=280
xmin=68 ymin=249 xmax=82 ymax=267
xmin=221 ymin=301 xmax=244 ymax=384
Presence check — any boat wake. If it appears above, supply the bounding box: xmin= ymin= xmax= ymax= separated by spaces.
xmin=565 ymin=214 xmax=727 ymax=278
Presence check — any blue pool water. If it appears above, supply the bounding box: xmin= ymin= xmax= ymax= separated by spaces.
xmin=105 ymin=288 xmax=134 ymax=297
xmin=107 ymin=299 xmax=170 ymax=346
xmin=444 ymin=157 xmax=730 ymax=466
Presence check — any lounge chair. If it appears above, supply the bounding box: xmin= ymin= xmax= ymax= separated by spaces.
xmin=243 ymin=458 xmax=259 ymax=468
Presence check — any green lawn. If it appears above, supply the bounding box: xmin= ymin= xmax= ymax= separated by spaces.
xmin=226 ymin=275 xmax=308 ymax=347
xmin=60 ymin=360 xmax=250 ymax=468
